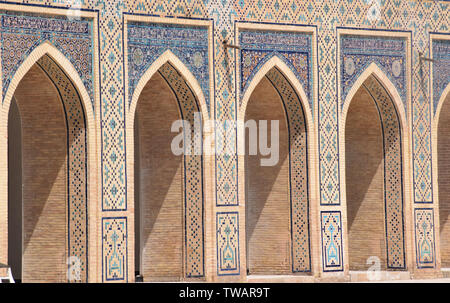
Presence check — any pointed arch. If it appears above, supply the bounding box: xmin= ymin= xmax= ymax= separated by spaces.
xmin=340 ymin=62 xmax=413 ymax=272
xmin=1 ymin=41 xmax=95 ymax=131
xmin=126 ymin=49 xmax=209 ymax=281
xmin=0 ymin=41 xmax=98 ymax=281
xmin=238 ymin=55 xmax=313 ymax=126
xmin=341 ymin=62 xmax=408 ymax=134
xmin=128 ymin=50 xmax=210 ymax=125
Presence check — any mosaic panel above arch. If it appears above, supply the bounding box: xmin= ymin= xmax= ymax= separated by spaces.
xmin=36 ymin=54 xmax=89 ymax=282
xmin=341 ymin=34 xmax=408 ymax=113
xmin=0 ymin=12 xmax=95 ymax=108
xmin=239 ymin=29 xmax=314 ymax=112
xmin=127 ymin=21 xmax=211 ymax=113
xmin=433 ymin=39 xmax=450 ymax=116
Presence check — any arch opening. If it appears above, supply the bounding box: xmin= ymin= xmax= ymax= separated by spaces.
xmin=437 ymin=90 xmax=450 ymax=268
xmin=133 ymin=61 xmax=205 ymax=282
xmin=244 ymin=67 xmax=311 ymax=275
xmin=344 ymin=74 xmax=406 ymax=271
xmin=6 ymin=54 xmax=89 ymax=282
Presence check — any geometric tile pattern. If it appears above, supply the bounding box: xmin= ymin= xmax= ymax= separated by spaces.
xmin=211 ymin=0 xmax=239 ymax=208
xmin=37 ymin=54 xmax=89 ymax=282
xmin=321 ymin=211 xmax=343 ymax=272
xmin=100 ymin=0 xmax=127 ymax=212
xmin=216 ymin=212 xmax=240 ymax=276
xmin=266 ymin=67 xmax=311 ymax=273
xmin=0 ymin=12 xmax=94 ymax=108
xmin=239 ymin=29 xmax=313 ymax=110
xmin=364 ymin=75 xmax=406 ymax=269
xmin=127 ymin=21 xmax=210 ymax=112
xmin=341 ymin=34 xmax=407 ymax=112
xmin=158 ymin=62 xmax=205 ymax=278
xmin=432 ymin=39 xmax=450 ymax=116
xmin=414 ymin=208 xmax=436 ymax=268
xmin=102 ymin=217 xmax=127 ymax=282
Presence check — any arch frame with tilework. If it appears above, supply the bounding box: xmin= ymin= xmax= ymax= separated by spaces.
xmin=0 ymin=41 xmax=99 ymax=282
xmin=125 ymin=16 xmax=215 ymax=282
xmin=339 ymin=62 xmax=414 ymax=275
xmin=237 ymin=54 xmax=320 ymax=278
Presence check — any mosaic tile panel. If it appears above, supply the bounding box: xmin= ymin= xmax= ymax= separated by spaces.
xmin=364 ymin=75 xmax=406 ymax=269
xmin=321 ymin=211 xmax=343 ymax=272
xmin=216 ymin=212 xmax=240 ymax=276
xmin=433 ymin=39 xmax=450 ymax=116
xmin=266 ymin=67 xmax=311 ymax=273
xmin=99 ymin=0 xmax=128 ymax=283
xmin=239 ymin=29 xmax=314 ymax=111
xmin=341 ymin=34 xmax=408 ymax=112
xmin=99 ymin=0 xmax=127 ymax=213
xmin=0 ymin=12 xmax=94 ymax=108
xmin=414 ymin=209 xmax=436 ymax=268
xmin=102 ymin=217 xmax=127 ymax=282
xmin=127 ymin=21 xmax=211 ymax=112
xmin=158 ymin=62 xmax=205 ymax=278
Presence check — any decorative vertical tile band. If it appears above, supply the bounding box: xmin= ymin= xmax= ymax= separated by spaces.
xmin=100 ymin=0 xmax=127 ymax=212
xmin=414 ymin=209 xmax=436 ymax=269
xmin=102 ymin=217 xmax=128 ymax=282
xmin=216 ymin=212 xmax=240 ymax=276
xmin=0 ymin=12 xmax=95 ymax=108
xmin=321 ymin=211 xmax=343 ymax=272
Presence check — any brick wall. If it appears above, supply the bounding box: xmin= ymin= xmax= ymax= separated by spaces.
xmin=136 ymin=72 xmax=184 ymax=281
xmin=345 ymin=86 xmax=387 ymax=271
xmin=245 ymin=76 xmax=291 ymax=275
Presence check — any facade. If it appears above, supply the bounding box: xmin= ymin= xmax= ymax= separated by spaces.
xmin=0 ymin=0 xmax=448 ymax=283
